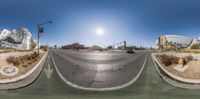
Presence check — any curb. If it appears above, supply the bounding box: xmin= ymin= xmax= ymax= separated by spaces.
xmin=50 ymin=50 xmax=149 ymax=91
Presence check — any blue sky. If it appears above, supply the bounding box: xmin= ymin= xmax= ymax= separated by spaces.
xmin=1 ymin=0 xmax=200 ymax=47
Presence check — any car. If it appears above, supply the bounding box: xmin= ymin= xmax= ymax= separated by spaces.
xmin=126 ymin=48 xmax=135 ymax=54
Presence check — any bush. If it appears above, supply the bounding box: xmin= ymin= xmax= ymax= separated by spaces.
xmin=6 ymin=52 xmax=40 ymax=67
xmin=31 ymin=52 xmax=39 ymax=59
xmin=40 ymin=45 xmax=48 ymax=51
xmin=13 ymin=60 xmax=20 ymax=66
xmin=6 ymin=56 xmax=20 ymax=66
xmin=6 ymin=56 xmax=15 ymax=63
xmin=23 ymin=64 xmax=28 ymax=67
xmin=186 ymin=55 xmax=193 ymax=61
xmin=156 ymin=54 xmax=178 ymax=66
xmin=190 ymin=44 xmax=200 ymax=49
xmin=162 ymin=58 xmax=172 ymax=66
xmin=183 ymin=58 xmax=187 ymax=66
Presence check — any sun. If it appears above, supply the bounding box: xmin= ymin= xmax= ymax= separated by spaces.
xmin=96 ymin=28 xmax=104 ymax=36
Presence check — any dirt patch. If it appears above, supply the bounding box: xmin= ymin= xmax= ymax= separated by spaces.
xmin=0 ymin=52 xmax=44 ymax=79
xmin=155 ymin=55 xmax=200 ymax=79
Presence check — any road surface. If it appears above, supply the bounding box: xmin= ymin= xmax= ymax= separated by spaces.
xmin=1 ymin=51 xmax=200 ymax=99
xmin=50 ymin=49 xmax=148 ymax=89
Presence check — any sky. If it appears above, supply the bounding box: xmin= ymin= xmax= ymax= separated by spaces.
xmin=1 ymin=0 xmax=200 ymax=47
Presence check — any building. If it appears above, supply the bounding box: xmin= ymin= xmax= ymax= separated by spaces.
xmin=156 ymin=35 xmax=199 ymax=50
xmin=89 ymin=45 xmax=102 ymax=50
xmin=62 ymin=43 xmax=85 ymax=49
xmin=0 ymin=27 xmax=36 ymax=50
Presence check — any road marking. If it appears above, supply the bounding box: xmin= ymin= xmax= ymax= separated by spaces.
xmin=44 ymin=64 xmax=53 ymax=79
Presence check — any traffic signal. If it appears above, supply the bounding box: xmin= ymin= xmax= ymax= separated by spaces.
xmin=39 ymin=28 xmax=44 ymax=33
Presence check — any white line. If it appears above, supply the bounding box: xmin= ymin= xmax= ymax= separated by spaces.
xmin=50 ymin=50 xmax=149 ymax=91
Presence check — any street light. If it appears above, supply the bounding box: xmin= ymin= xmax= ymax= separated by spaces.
xmin=37 ymin=21 xmax=52 ymax=54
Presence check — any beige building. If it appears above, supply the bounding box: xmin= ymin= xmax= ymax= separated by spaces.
xmin=156 ymin=35 xmax=199 ymax=50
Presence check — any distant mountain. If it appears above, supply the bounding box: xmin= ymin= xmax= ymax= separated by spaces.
xmin=0 ymin=27 xmax=37 ymax=50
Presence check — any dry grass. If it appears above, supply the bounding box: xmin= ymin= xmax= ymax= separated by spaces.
xmin=0 ymin=50 xmax=12 ymax=54
xmin=15 ymin=50 xmax=33 ymax=52
xmin=177 ymin=49 xmax=200 ymax=54
xmin=0 ymin=49 xmax=33 ymax=54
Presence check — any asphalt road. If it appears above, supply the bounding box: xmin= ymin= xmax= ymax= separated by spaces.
xmin=50 ymin=49 xmax=148 ymax=89
xmin=1 ymin=51 xmax=200 ymax=99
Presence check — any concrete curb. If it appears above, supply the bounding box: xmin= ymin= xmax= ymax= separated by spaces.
xmin=152 ymin=53 xmax=200 ymax=89
xmin=50 ymin=50 xmax=149 ymax=91
xmin=0 ymin=51 xmax=48 ymax=84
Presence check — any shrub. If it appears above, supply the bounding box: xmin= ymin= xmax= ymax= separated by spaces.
xmin=6 ymin=52 xmax=40 ymax=66
xmin=28 ymin=62 xmax=32 ymax=65
xmin=190 ymin=44 xmax=200 ymax=49
xmin=40 ymin=45 xmax=48 ymax=51
xmin=156 ymin=54 xmax=178 ymax=66
xmin=6 ymin=56 xmax=15 ymax=63
xmin=7 ymin=56 xmax=20 ymax=66
xmin=23 ymin=64 xmax=28 ymax=67
xmin=31 ymin=52 xmax=39 ymax=59
xmin=13 ymin=59 xmax=20 ymax=66
xmin=183 ymin=58 xmax=187 ymax=66
xmin=186 ymin=55 xmax=193 ymax=61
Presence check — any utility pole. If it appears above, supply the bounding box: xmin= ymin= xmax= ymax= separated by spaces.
xmin=113 ymin=42 xmax=115 ymax=51
xmin=37 ymin=21 xmax=52 ymax=54
xmin=37 ymin=24 xmax=40 ymax=54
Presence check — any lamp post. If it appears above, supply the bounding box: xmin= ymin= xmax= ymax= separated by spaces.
xmin=37 ymin=21 xmax=52 ymax=54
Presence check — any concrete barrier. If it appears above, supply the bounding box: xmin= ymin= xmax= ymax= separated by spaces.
xmin=152 ymin=53 xmax=200 ymax=84
xmin=0 ymin=51 xmax=48 ymax=84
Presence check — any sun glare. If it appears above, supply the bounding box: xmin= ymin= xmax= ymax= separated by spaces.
xmin=96 ymin=28 xmax=104 ymax=36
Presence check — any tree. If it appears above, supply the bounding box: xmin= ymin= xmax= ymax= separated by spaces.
xmin=54 ymin=45 xmax=57 ymax=48
xmin=31 ymin=39 xmax=36 ymax=50
xmin=40 ymin=45 xmax=48 ymax=51
xmin=107 ymin=46 xmax=112 ymax=49
xmin=190 ymin=44 xmax=199 ymax=49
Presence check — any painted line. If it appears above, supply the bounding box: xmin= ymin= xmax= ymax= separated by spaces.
xmin=50 ymin=50 xmax=149 ymax=91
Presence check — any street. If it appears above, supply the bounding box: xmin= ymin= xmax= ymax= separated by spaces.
xmin=0 ymin=51 xmax=200 ymax=99
xmin=50 ymin=49 xmax=148 ymax=89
